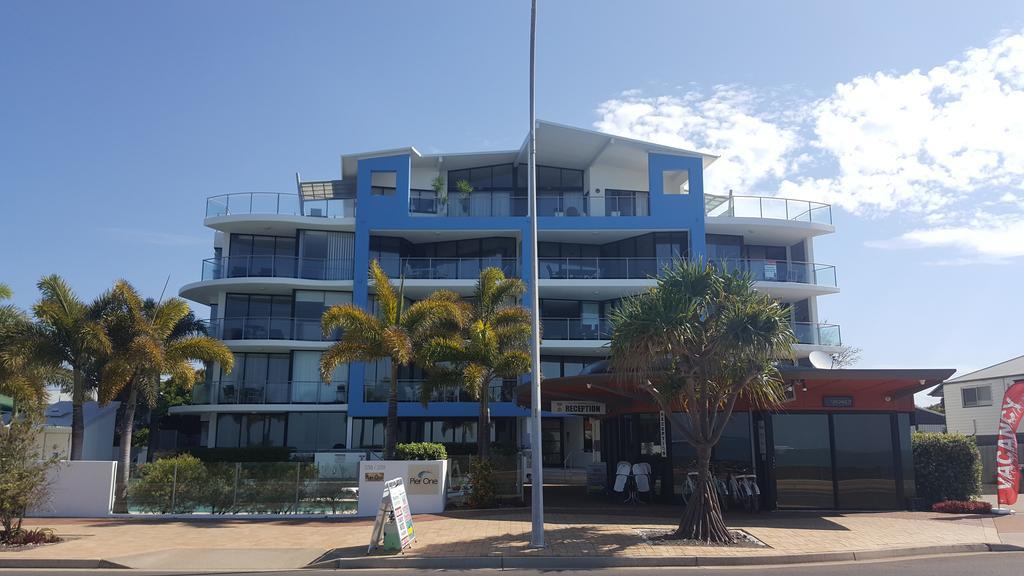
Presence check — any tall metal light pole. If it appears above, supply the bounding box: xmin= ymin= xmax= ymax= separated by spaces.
xmin=527 ymin=0 xmax=545 ymax=550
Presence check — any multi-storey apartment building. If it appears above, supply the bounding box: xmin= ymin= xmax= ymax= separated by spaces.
xmin=173 ymin=121 xmax=843 ymax=467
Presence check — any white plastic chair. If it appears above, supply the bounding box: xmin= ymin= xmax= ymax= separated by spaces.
xmin=613 ymin=461 xmax=632 ymax=493
xmin=632 ymin=462 xmax=651 ymax=494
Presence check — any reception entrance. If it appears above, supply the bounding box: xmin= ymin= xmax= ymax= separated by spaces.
xmin=519 ymin=362 xmax=953 ymax=511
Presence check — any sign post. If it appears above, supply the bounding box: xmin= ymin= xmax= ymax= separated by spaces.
xmin=368 ymin=478 xmax=416 ymax=553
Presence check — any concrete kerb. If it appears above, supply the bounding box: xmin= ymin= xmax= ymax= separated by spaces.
xmin=307 ymin=543 xmax=1024 ymax=570
xmin=0 ymin=558 xmax=129 ymax=569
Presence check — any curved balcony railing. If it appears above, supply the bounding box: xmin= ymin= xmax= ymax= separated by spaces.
xmin=201 ymin=256 xmax=355 ymax=281
xmin=376 ymin=257 xmax=519 ymax=280
xmin=539 ymin=257 xmax=676 ymax=280
xmin=211 ymin=380 xmax=347 ymax=404
xmin=793 ymin=323 xmax=842 ymax=346
xmin=363 ymin=379 xmax=516 ymax=403
xmin=706 ymin=194 xmax=832 ymax=225
xmin=713 ymin=259 xmax=837 ymax=288
xmin=203 ymin=317 xmax=340 ymax=342
xmin=541 ymin=317 xmax=612 ymax=340
xmin=206 ymin=193 xmax=355 ymax=219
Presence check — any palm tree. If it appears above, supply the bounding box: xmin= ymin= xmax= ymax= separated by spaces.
xmin=31 ymin=275 xmax=114 ymax=459
xmin=98 ymin=280 xmax=233 ymax=513
xmin=610 ymin=260 xmax=795 ymax=543
xmin=0 ymin=284 xmax=66 ymax=409
xmin=320 ymin=260 xmax=463 ymax=459
xmin=419 ymin=267 xmax=531 ymax=459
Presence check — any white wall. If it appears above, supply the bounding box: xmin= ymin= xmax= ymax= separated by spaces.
xmin=29 ymin=461 xmax=116 ymax=517
xmin=943 ymin=375 xmax=1023 ymax=437
xmin=587 ymin=161 xmax=648 ymax=193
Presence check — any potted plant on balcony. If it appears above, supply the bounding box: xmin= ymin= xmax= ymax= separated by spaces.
xmin=431 ymin=175 xmax=447 ymax=214
xmin=455 ymin=179 xmax=473 ymax=215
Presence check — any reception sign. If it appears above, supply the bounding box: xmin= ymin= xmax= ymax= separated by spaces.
xmin=996 ymin=380 xmax=1024 ymax=506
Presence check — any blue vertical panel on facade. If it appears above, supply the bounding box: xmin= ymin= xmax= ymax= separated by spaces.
xmin=647 ymin=152 xmax=707 ymax=260
xmin=351 ymin=154 xmax=414 ymax=419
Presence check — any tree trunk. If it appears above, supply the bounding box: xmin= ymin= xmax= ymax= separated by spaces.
xmin=671 ymin=446 xmax=733 ymax=543
xmin=112 ymin=384 xmax=138 ymax=514
xmin=70 ymin=367 xmax=85 ymax=461
xmin=478 ymin=389 xmax=490 ymax=460
xmin=384 ymin=363 xmax=399 ymax=459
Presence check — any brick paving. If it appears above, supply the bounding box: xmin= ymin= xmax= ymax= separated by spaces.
xmin=0 ymin=509 xmax=1003 ymax=568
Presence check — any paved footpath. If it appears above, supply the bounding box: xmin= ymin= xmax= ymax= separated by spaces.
xmin=0 ymin=508 xmax=1010 ymax=570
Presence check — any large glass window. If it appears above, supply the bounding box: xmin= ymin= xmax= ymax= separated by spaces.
xmin=228 ymin=234 xmax=296 ymax=278
xmin=833 ymin=414 xmax=899 ymax=510
xmin=287 ymin=412 xmax=347 ymax=451
xmin=219 ymin=353 xmax=290 ymax=404
xmin=772 ymin=414 xmax=834 ymax=509
xmin=961 ymin=385 xmax=992 ymax=408
xmin=222 ymin=294 xmax=292 ymax=340
xmin=216 ymin=414 xmax=286 ymax=447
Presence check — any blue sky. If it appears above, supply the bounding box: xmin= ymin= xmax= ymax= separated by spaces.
xmin=2 ymin=1 xmax=1023 ymax=401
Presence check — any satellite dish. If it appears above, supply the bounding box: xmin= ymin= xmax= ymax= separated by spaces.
xmin=808 ymin=350 xmax=834 ymax=369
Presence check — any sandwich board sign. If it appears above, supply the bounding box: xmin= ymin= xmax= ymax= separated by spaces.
xmin=368 ymin=477 xmax=415 ymax=553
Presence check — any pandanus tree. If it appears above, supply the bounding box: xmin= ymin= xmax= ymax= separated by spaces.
xmin=98 ymin=280 xmax=233 ymax=513
xmin=610 ymin=260 xmax=795 ymax=543
xmin=320 ymin=260 xmax=463 ymax=459
xmin=419 ymin=267 xmax=532 ymax=459
xmin=31 ymin=275 xmax=114 ymax=460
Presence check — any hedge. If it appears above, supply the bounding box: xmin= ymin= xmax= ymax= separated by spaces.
xmin=912 ymin=432 xmax=982 ymax=504
xmin=395 ymin=442 xmax=448 ymax=461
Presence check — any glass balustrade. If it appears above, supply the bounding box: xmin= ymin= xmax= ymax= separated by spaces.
xmin=541 ymin=317 xmax=612 ymax=340
xmin=408 ymin=191 xmax=650 ymax=217
xmin=214 ymin=380 xmax=347 ymax=404
xmin=375 ymin=257 xmax=519 ymax=279
xmin=792 ymin=323 xmax=842 ymax=346
xmin=206 ymin=193 xmax=355 ymax=219
xmin=203 ymin=317 xmax=340 ymax=341
xmin=201 ymin=256 xmax=354 ymax=281
xmin=705 ymin=194 xmax=832 ymax=225
xmin=538 ymin=257 xmax=676 ymax=280
xmin=712 ymin=259 xmax=837 ymax=287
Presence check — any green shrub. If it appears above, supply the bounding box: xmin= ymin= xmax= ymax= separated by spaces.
xmin=128 ymin=454 xmax=208 ymax=513
xmin=0 ymin=416 xmax=57 ymax=537
xmin=395 ymin=442 xmax=448 ymax=461
xmin=467 ymin=458 xmax=496 ymax=508
xmin=912 ymin=432 xmax=982 ymax=504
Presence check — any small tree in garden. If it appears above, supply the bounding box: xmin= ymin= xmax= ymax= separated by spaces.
xmin=320 ymin=260 xmax=463 ymax=459
xmin=419 ymin=267 xmax=531 ymax=460
xmin=610 ymin=261 xmax=795 ymax=543
xmin=0 ymin=414 xmax=57 ymax=540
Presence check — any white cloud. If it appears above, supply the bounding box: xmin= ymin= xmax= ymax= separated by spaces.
xmin=594 ymin=31 xmax=1024 ymax=262
xmin=595 ymin=87 xmax=801 ymax=195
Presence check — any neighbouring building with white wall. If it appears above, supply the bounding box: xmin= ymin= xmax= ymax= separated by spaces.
xmin=930 ymin=355 xmax=1024 ymax=444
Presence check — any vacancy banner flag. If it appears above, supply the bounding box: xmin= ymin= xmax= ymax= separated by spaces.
xmin=997 ymin=380 xmax=1024 ymax=506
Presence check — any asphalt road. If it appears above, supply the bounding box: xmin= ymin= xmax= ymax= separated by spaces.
xmin=3 ymin=551 xmax=1024 ymax=575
